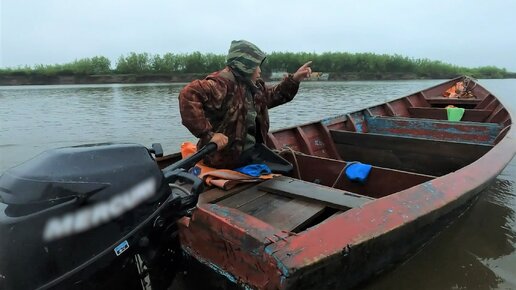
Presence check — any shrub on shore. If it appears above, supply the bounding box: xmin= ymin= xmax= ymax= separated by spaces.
xmin=0 ymin=52 xmax=511 ymax=79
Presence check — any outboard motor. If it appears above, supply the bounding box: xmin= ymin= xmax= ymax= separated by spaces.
xmin=0 ymin=142 xmax=214 ymax=290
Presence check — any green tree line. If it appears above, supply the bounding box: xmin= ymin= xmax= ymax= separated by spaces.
xmin=0 ymin=56 xmax=112 ymax=76
xmin=0 ymin=52 xmax=512 ymax=79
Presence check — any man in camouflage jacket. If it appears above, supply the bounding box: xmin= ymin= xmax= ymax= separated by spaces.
xmin=179 ymin=40 xmax=312 ymax=168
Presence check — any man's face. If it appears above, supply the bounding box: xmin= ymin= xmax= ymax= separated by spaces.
xmin=251 ymin=66 xmax=261 ymax=82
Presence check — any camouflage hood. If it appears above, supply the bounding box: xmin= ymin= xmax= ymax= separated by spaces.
xmin=226 ymin=40 xmax=266 ymax=77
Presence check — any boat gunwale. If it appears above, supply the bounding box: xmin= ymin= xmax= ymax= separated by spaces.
xmin=177 ymin=77 xmax=516 ymax=289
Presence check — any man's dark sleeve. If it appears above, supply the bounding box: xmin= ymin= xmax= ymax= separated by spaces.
xmin=260 ymin=74 xmax=300 ymax=108
xmin=178 ymin=79 xmax=228 ymax=141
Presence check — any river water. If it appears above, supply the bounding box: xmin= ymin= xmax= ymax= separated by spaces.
xmin=1 ymin=80 xmax=515 ymax=289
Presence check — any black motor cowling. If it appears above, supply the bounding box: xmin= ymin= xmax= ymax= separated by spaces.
xmin=0 ymin=143 xmax=176 ymax=289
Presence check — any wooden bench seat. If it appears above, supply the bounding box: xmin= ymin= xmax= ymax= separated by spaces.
xmin=280 ymin=152 xmax=435 ymax=198
xmin=365 ymin=115 xmax=501 ymax=145
xmin=407 ymin=107 xmax=492 ymax=122
xmin=258 ymin=176 xmax=374 ymax=210
xmin=330 ymin=129 xmax=493 ymax=176
xmin=425 ymin=98 xmax=482 ymax=108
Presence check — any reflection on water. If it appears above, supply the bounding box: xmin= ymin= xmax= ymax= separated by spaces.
xmin=1 ymin=80 xmax=515 ymax=289
xmin=0 ymin=80 xmax=441 ymax=172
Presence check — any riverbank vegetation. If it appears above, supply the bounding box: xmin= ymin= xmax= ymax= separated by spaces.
xmin=1 ymin=52 xmax=514 ymax=81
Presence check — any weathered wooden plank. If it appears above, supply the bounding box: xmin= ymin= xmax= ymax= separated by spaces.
xmin=407 ymin=107 xmax=491 ymax=122
xmin=238 ymin=193 xmax=291 ymax=218
xmin=366 ymin=116 xmax=501 ymax=144
xmin=237 ymin=192 xmax=328 ymax=232
xmin=331 ymin=130 xmax=493 ymax=157
xmin=198 ymin=183 xmax=255 ymax=204
xmin=296 ymin=127 xmax=315 ymax=155
xmin=330 ymin=130 xmax=493 ymax=176
xmin=217 ymin=186 xmax=267 ymax=208
xmin=281 ymin=152 xmax=434 ymax=198
xmin=258 ymin=198 xmax=327 ymax=232
xmin=475 ymin=94 xmax=495 ymax=109
xmin=258 ymin=176 xmax=374 ymax=211
xmin=203 ymin=181 xmax=329 ymax=232
xmin=296 ymin=123 xmax=340 ymax=159
xmin=426 ymin=98 xmax=481 ymax=106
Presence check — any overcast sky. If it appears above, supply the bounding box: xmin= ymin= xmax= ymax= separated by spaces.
xmin=1 ymin=0 xmax=515 ymax=71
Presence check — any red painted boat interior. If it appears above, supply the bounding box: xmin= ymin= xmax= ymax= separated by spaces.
xmin=176 ymin=76 xmax=515 ymax=289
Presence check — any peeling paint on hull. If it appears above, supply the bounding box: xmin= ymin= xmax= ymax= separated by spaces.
xmin=177 ymin=77 xmax=516 ymax=290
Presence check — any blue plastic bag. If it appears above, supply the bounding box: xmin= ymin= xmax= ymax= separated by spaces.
xmin=235 ymin=164 xmax=272 ymax=177
xmin=345 ymin=162 xmax=372 ymax=183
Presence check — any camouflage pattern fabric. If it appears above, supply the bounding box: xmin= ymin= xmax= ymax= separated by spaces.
xmin=226 ymin=40 xmax=266 ymax=77
xmin=178 ymin=67 xmax=300 ymax=169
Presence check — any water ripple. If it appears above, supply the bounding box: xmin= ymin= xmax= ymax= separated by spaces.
xmin=1 ymin=80 xmax=516 ymax=290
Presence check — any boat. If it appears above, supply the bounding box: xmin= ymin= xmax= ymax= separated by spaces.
xmin=161 ymin=76 xmax=515 ymax=289
xmin=0 ymin=76 xmax=513 ymax=290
